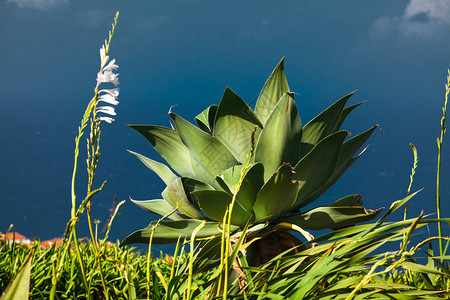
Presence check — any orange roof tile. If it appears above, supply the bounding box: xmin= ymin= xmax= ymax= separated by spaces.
xmin=4 ymin=232 xmax=28 ymax=240
xmin=39 ymin=238 xmax=63 ymax=249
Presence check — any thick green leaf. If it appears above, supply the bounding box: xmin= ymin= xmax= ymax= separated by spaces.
xmin=194 ymin=190 xmax=254 ymax=226
xmin=215 ymin=176 xmax=233 ymax=194
xmin=253 ymin=163 xmax=300 ymax=223
xmin=128 ymin=150 xmax=178 ymax=185
xmin=120 ymin=220 xmax=238 ymax=246
xmin=235 ymin=163 xmax=265 ymax=212
xmin=300 ymin=91 xmax=355 ymax=157
xmin=214 ymin=87 xmax=263 ymax=163
xmin=195 ymin=104 xmax=218 ymax=134
xmin=339 ymin=125 xmax=378 ymax=167
xmin=328 ymin=194 xmax=362 ymax=207
xmin=130 ymin=198 xmax=186 ymax=220
xmin=336 ymin=101 xmax=366 ymax=130
xmin=216 ymin=164 xmax=245 ymax=194
xmin=302 ymin=126 xmax=378 ymax=204
xmin=129 ymin=125 xmax=195 ymax=177
xmin=278 ymin=206 xmax=382 ymax=230
xmin=215 ymin=163 xmax=264 ymax=201
xmin=255 ymin=57 xmax=290 ymax=126
xmin=293 ymin=131 xmax=349 ymax=208
xmin=0 ymin=250 xmax=32 ymax=300
xmin=254 ymin=93 xmax=302 ymax=181
xmin=169 ymin=112 xmax=239 ymax=186
xmin=162 ymin=178 xmax=203 ymax=219
xmin=180 ymin=177 xmax=214 ymax=210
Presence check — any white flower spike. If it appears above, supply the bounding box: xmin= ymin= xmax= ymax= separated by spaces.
xmin=99 ymin=88 xmax=119 ymax=97
xmin=98 ymin=94 xmax=119 ymax=106
xmin=98 ymin=88 xmax=119 ymax=106
xmin=104 ymin=59 xmax=118 ymax=71
xmin=96 ymin=42 xmax=119 ymax=123
xmin=96 ymin=46 xmax=119 ymax=123
xmin=99 ymin=116 xmax=115 ymax=123
xmin=97 ymin=106 xmax=117 ymax=116
xmin=97 ymin=69 xmax=119 ymax=86
xmin=100 ymin=46 xmax=108 ymax=68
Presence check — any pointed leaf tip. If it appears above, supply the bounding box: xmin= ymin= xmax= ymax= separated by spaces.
xmin=128 ymin=125 xmax=195 ymax=177
xmin=128 ymin=150 xmax=178 ymax=186
xmin=255 ymin=57 xmax=290 ymax=126
xmin=130 ymin=198 xmax=186 ymax=220
xmin=168 ymin=105 xmax=177 ymax=114
xmin=301 ymin=91 xmax=355 ymax=157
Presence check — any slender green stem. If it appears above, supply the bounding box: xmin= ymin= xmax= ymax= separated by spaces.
xmin=170 ymin=237 xmax=181 ymax=281
xmin=72 ymin=230 xmax=89 ymax=292
xmin=102 ymin=200 xmax=126 ymax=242
xmin=96 ymin=250 xmax=109 ymax=300
xmin=404 ymin=143 xmax=418 ymax=222
xmin=403 ymin=143 xmax=418 ymax=257
xmin=50 ymin=232 xmax=72 ymax=300
xmin=187 ymin=221 xmax=205 ymax=299
xmin=66 ymin=96 xmax=98 ymax=295
xmin=223 ymin=211 xmax=231 ymax=300
xmin=146 ymin=231 xmax=153 ymax=300
xmin=222 ymin=133 xmax=256 ymax=299
xmin=70 ymin=134 xmax=80 ymax=231
xmin=50 ymin=260 xmax=57 ymax=300
xmin=70 ymin=98 xmax=97 ymax=230
xmin=216 ymin=211 xmax=228 ymax=297
xmin=436 ymin=70 xmax=450 ymax=261
xmin=221 ymin=126 xmax=258 ymax=299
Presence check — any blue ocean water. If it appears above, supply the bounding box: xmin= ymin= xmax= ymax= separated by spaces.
xmin=1 ymin=0 xmax=450 ymax=253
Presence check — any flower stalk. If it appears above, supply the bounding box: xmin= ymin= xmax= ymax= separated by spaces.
xmin=436 ymin=69 xmax=450 ymax=261
xmin=64 ymin=11 xmax=120 ymax=300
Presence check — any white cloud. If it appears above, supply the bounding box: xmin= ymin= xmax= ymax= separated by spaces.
xmin=8 ymin=0 xmax=68 ymax=10
xmin=405 ymin=0 xmax=450 ymax=22
xmin=369 ymin=0 xmax=450 ymax=39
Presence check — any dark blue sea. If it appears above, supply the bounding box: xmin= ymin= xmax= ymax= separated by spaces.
xmin=1 ymin=0 xmax=450 ymax=254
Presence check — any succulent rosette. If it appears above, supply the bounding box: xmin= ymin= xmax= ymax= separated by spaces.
xmin=121 ymin=58 xmax=381 ymax=264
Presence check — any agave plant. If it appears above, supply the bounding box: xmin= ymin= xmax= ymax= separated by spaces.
xmin=121 ymin=58 xmax=381 ymax=265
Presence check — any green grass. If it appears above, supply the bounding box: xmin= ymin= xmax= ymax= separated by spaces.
xmin=1 ymin=210 xmax=450 ymax=299
xmin=0 ymin=238 xmax=163 ymax=299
